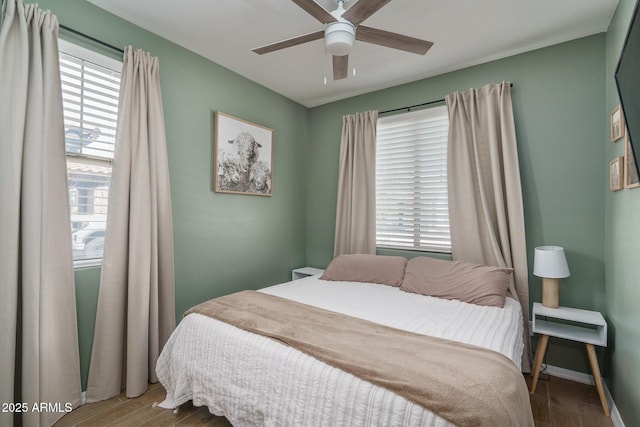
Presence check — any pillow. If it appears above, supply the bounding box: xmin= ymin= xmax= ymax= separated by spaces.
xmin=320 ymin=254 xmax=408 ymax=287
xmin=400 ymin=256 xmax=513 ymax=307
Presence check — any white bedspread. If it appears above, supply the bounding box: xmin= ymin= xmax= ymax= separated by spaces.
xmin=156 ymin=276 xmax=524 ymax=427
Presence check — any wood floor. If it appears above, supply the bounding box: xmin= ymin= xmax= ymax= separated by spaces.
xmin=55 ymin=375 xmax=613 ymax=426
xmin=526 ymin=374 xmax=613 ymax=427
xmin=53 ymin=383 xmax=231 ymax=427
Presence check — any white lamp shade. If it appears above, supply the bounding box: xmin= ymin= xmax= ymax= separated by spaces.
xmin=533 ymin=246 xmax=570 ymax=278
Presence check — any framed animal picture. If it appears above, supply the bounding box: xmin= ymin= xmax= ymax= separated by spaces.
xmin=214 ymin=112 xmax=273 ymax=196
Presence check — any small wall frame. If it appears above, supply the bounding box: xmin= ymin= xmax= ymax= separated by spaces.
xmin=610 ymin=156 xmax=624 ymax=191
xmin=624 ymin=134 xmax=640 ymax=189
xmin=610 ymin=105 xmax=625 ymax=142
xmin=213 ymin=112 xmax=273 ymax=196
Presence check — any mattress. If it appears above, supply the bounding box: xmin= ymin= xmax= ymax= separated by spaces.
xmin=156 ymin=275 xmax=524 ymax=426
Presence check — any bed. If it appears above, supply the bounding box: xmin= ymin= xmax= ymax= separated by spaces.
xmin=156 ymin=255 xmax=533 ymax=426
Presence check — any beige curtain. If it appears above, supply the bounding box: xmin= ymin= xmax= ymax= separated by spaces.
xmin=86 ymin=47 xmax=175 ymax=402
xmin=0 ymin=1 xmax=82 ymax=425
xmin=445 ymin=82 xmax=531 ymax=371
xmin=333 ymin=110 xmax=378 ymax=256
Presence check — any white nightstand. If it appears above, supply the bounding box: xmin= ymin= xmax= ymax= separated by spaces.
xmin=529 ymin=302 xmax=609 ymax=416
xmin=291 ymin=267 xmax=325 ymax=281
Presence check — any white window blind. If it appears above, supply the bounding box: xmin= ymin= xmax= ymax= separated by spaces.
xmin=59 ymin=41 xmax=121 ymax=264
xmin=376 ymin=105 xmax=451 ymax=253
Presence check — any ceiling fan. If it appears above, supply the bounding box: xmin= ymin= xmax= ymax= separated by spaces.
xmin=252 ymin=0 xmax=433 ymax=80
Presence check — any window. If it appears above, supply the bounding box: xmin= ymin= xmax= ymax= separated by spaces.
xmin=59 ymin=40 xmax=121 ymax=265
xmin=375 ymin=105 xmax=451 ymax=253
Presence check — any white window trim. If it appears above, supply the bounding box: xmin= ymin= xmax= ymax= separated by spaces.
xmin=59 ymin=40 xmax=121 ymax=269
xmin=375 ymin=105 xmax=451 ymax=254
xmin=59 ymin=39 xmax=122 ymax=73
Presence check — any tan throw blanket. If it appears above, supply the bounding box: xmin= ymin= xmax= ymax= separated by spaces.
xmin=186 ymin=290 xmax=533 ymax=427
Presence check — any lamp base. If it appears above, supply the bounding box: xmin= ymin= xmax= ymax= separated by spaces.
xmin=541 ymin=277 xmax=559 ymax=308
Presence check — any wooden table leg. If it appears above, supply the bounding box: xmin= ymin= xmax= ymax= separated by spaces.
xmin=530 ymin=334 xmax=549 ymax=394
xmin=586 ymin=343 xmax=610 ymax=416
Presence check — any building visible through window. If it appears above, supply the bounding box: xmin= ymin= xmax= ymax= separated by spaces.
xmin=59 ymin=40 xmax=121 ymax=264
xmin=375 ymin=105 xmax=451 ymax=253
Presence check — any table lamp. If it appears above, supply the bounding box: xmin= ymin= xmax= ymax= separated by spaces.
xmin=533 ymin=246 xmax=570 ymax=308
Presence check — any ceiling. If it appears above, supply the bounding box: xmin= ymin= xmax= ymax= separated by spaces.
xmin=87 ymin=0 xmax=618 ymax=108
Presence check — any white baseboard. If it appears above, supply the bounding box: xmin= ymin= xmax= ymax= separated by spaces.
xmin=544 ymin=365 xmax=625 ymax=427
xmin=544 ymin=364 xmax=594 ymax=385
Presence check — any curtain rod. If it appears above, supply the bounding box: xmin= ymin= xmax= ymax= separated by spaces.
xmin=379 ymin=98 xmax=445 ymax=115
xmin=59 ymin=24 xmax=124 ymax=55
xmin=379 ymin=83 xmax=514 ymax=115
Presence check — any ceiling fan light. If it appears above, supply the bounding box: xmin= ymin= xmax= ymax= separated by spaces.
xmin=325 ymin=22 xmax=355 ymax=56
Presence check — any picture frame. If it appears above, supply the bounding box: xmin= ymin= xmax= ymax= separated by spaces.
xmin=213 ymin=112 xmax=273 ymax=196
xmin=610 ymin=156 xmax=624 ymax=191
xmin=610 ymin=105 xmax=625 ymax=142
xmin=624 ymin=133 xmax=640 ymax=189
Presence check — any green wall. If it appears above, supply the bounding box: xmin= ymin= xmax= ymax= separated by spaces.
xmin=31 ymin=0 xmax=309 ymax=390
xmin=17 ymin=3 xmax=639 ymax=423
xmin=306 ymin=35 xmax=607 ymax=375
xmin=605 ymin=0 xmax=640 ymax=425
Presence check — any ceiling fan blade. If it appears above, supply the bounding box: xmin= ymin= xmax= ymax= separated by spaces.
xmin=342 ymin=0 xmax=391 ymax=25
xmin=333 ymin=55 xmax=349 ymax=80
xmin=356 ymin=25 xmax=433 ymax=55
xmin=291 ymin=0 xmax=337 ymax=24
xmin=253 ymin=30 xmax=325 ymax=55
